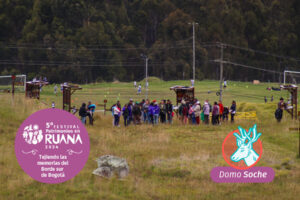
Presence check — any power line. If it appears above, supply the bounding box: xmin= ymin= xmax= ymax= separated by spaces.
xmin=212 ymin=60 xmax=283 ymax=74
xmin=0 ymin=45 xmax=193 ymax=51
xmin=0 ymin=60 xmax=184 ymax=67
xmin=222 ymin=43 xmax=300 ymax=62
xmin=0 ymin=38 xmax=194 ymax=47
xmin=0 ymin=61 xmax=146 ymax=67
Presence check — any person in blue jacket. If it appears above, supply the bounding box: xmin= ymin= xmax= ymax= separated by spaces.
xmin=230 ymin=100 xmax=236 ymax=123
xmin=87 ymin=101 xmax=96 ymax=125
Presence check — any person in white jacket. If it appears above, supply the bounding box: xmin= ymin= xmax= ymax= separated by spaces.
xmin=194 ymin=101 xmax=201 ymax=125
xmin=113 ymin=105 xmax=121 ymax=127
xmin=203 ymin=100 xmax=210 ymax=124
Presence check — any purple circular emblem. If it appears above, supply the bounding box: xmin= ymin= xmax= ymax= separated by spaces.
xmin=15 ymin=108 xmax=90 ymax=184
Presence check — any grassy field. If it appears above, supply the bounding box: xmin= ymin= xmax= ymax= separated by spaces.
xmin=0 ymin=79 xmax=300 ymax=200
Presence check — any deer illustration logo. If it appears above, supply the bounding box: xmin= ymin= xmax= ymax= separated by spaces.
xmin=231 ymin=124 xmax=261 ymax=166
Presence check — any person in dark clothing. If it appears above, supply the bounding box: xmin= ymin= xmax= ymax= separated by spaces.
xmin=127 ymin=99 xmax=134 ymax=125
xmin=230 ymin=101 xmax=236 ymax=123
xmin=122 ymin=104 xmax=129 ymax=126
xmin=87 ymin=101 xmax=96 ymax=125
xmin=132 ymin=102 xmax=141 ymax=124
xmin=79 ymin=103 xmax=87 ymax=124
xmin=166 ymin=100 xmax=173 ymax=124
xmin=212 ymin=102 xmax=219 ymax=125
xmin=179 ymin=100 xmax=188 ymax=124
xmin=159 ymin=100 xmax=167 ymax=123
xmin=143 ymin=99 xmax=150 ymax=123
xmin=223 ymin=106 xmax=229 ymax=121
xmin=140 ymin=99 xmax=145 ymax=121
xmin=275 ymin=97 xmax=286 ymax=122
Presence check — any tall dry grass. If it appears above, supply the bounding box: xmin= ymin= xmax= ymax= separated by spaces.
xmin=0 ymin=91 xmax=299 ymax=199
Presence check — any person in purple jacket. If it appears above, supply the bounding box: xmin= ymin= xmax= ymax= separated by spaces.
xmin=127 ymin=99 xmax=133 ymax=125
xmin=153 ymin=101 xmax=160 ymax=124
xmin=148 ymin=101 xmax=154 ymax=124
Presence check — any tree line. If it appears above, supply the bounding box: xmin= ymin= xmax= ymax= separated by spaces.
xmin=0 ymin=0 xmax=299 ymax=83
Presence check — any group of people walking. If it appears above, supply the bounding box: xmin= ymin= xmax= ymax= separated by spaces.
xmin=79 ymin=101 xmax=96 ymax=125
xmin=178 ymin=99 xmax=236 ymax=125
xmin=77 ymin=96 xmax=287 ymax=126
xmin=110 ymin=98 xmax=237 ymax=127
xmin=111 ymin=99 xmax=174 ymax=127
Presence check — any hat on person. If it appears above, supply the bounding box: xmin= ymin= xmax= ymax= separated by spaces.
xmin=135 ymin=101 xmax=139 ymax=104
xmin=196 ymin=101 xmax=200 ymax=104
xmin=130 ymin=98 xmax=133 ymax=102
xmin=181 ymin=100 xmax=186 ymax=104
xmin=153 ymin=100 xmax=156 ymax=103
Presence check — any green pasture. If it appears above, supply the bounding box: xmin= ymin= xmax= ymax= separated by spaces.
xmin=27 ymin=78 xmax=299 ymax=109
xmin=0 ymin=79 xmax=299 ymax=200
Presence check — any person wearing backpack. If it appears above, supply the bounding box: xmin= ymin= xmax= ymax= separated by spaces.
xmin=87 ymin=101 xmax=96 ymax=125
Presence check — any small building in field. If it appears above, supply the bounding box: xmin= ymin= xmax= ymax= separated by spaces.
xmin=170 ymin=85 xmax=195 ymax=105
xmin=25 ymin=81 xmax=49 ymax=99
xmin=62 ymin=84 xmax=82 ymax=112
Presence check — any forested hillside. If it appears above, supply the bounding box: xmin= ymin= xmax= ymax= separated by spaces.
xmin=0 ymin=0 xmax=299 ymax=83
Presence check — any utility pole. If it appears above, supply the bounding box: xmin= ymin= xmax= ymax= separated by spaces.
xmin=192 ymin=22 xmax=196 ymax=82
xmin=188 ymin=22 xmax=198 ymax=83
xmin=141 ymin=54 xmax=149 ymax=99
xmin=219 ymin=43 xmax=224 ymax=102
xmin=145 ymin=57 xmax=148 ymax=99
xmin=12 ymin=75 xmax=16 ymax=97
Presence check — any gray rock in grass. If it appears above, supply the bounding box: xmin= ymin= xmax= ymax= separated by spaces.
xmin=93 ymin=155 xmax=129 ymax=179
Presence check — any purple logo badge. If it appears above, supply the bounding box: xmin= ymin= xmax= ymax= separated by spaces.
xmin=211 ymin=124 xmax=274 ymax=183
xmin=211 ymin=167 xmax=275 ymax=183
xmin=15 ymin=109 xmax=90 ymax=184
